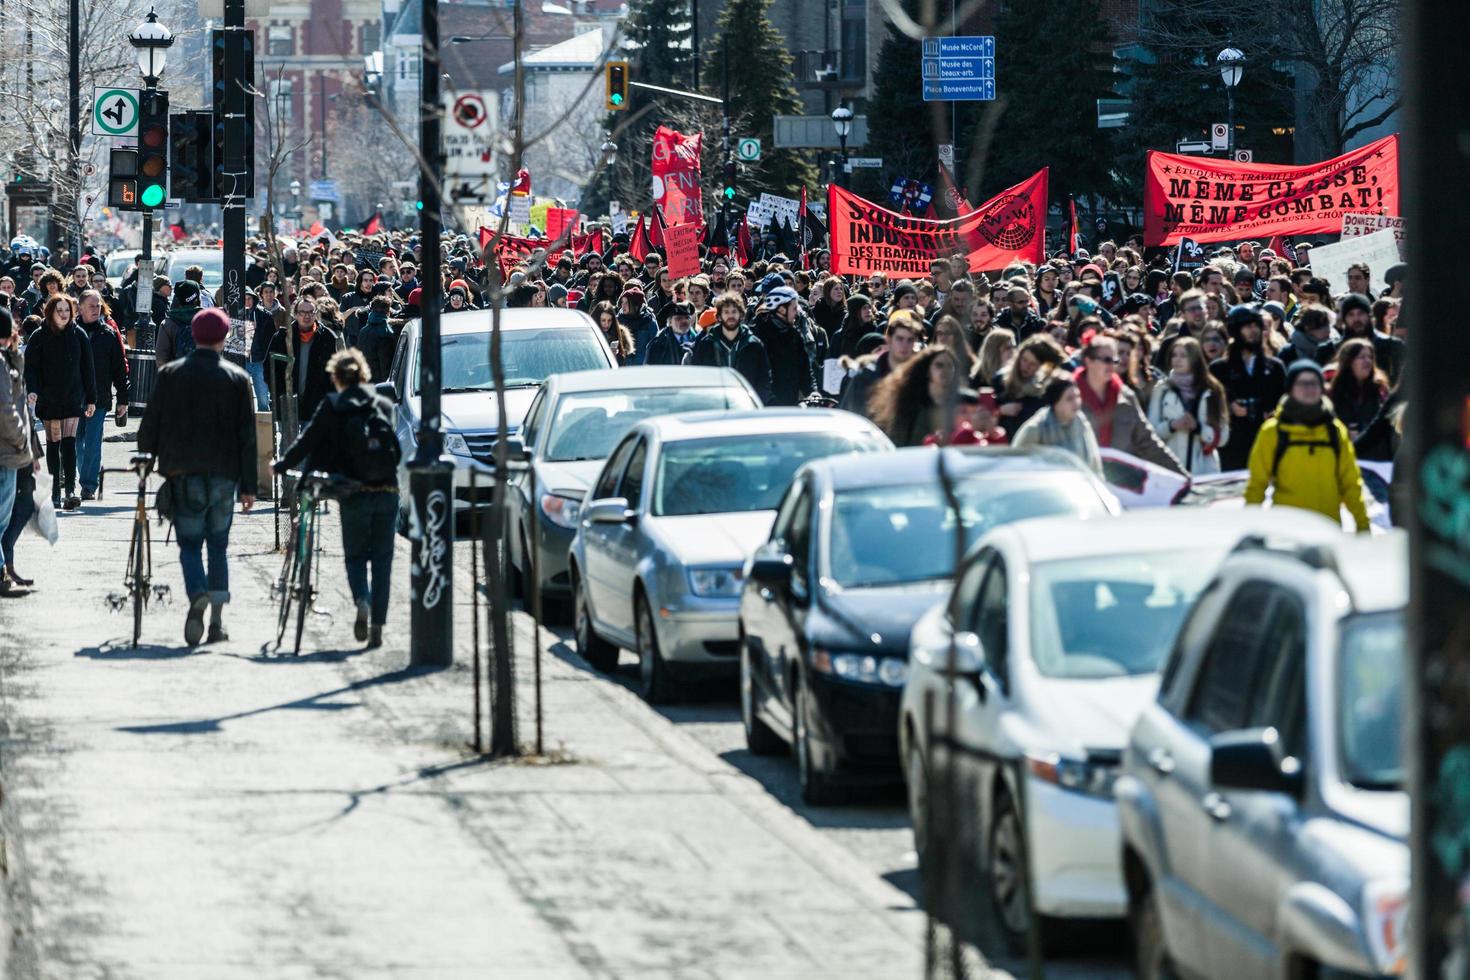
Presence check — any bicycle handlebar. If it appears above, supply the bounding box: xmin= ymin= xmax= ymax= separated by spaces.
xmin=101 ymin=453 xmax=155 ymax=479
xmin=283 ymin=469 xmax=362 ymax=494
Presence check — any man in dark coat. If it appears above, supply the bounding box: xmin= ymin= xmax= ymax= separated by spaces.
xmin=751 ymin=287 xmax=817 ymax=407
xmin=1210 ymin=304 xmax=1287 ymax=471
xmin=137 ymin=308 xmax=258 ymax=645
xmin=644 ymin=302 xmax=699 ymax=366
xmin=688 ymin=293 xmax=772 ymax=403
xmin=268 ymin=296 xmax=341 ymax=425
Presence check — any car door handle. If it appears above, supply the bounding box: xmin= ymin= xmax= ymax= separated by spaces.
xmin=1201 ymin=792 xmax=1232 ymax=822
xmin=1147 ymin=747 xmax=1175 ymax=776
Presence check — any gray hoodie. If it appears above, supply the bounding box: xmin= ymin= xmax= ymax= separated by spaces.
xmin=0 ymin=345 xmax=35 ymax=470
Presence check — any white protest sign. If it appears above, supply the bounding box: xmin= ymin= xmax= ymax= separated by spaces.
xmin=509 ymin=193 xmax=532 ymax=227
xmin=225 ymin=316 xmax=253 ymax=357
xmin=1341 ymin=213 xmax=1405 ymax=247
xmin=1309 ymin=226 xmax=1400 ymax=297
xmin=610 ymin=200 xmax=627 ymax=235
xmin=821 ymin=358 xmax=846 ymax=396
xmin=134 ymin=259 xmax=155 ymax=314
xmin=747 ymin=192 xmax=825 ymax=230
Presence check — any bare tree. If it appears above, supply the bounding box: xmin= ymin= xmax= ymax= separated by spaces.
xmin=1137 ymin=0 xmax=1399 ymax=155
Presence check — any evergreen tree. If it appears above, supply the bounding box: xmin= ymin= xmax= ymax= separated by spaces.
xmin=979 ymin=0 xmax=1117 ymax=203
xmin=701 ymin=0 xmax=816 ymax=199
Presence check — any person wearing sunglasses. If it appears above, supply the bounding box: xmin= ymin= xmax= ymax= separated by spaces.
xmin=1075 ymin=334 xmax=1185 ymax=475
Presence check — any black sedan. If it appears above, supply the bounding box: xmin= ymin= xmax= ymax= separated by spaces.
xmin=738 ymin=446 xmax=1120 ymax=804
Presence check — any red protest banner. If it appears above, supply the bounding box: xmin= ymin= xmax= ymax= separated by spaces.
xmin=665 ymin=222 xmax=701 ymax=278
xmin=651 ymin=125 xmax=704 ymax=227
xmin=546 ymin=207 xmax=578 ymax=242
xmin=827 ymin=169 xmax=1048 ymax=277
xmin=1142 ymin=134 xmax=1399 ymax=246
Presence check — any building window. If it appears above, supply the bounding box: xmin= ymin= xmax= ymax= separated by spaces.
xmin=267 ymin=24 xmax=293 ymax=57
xmin=360 ymin=22 xmax=381 ymax=55
xmin=840 ymin=11 xmax=866 ymax=82
xmin=271 ymin=77 xmax=294 ymax=123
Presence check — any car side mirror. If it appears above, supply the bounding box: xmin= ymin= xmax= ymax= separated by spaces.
xmin=375 ymin=381 xmax=399 ymax=403
xmin=948 ymin=631 xmax=986 ymax=676
xmin=1210 ymin=727 xmax=1303 ymax=796
xmin=504 ymin=435 xmax=532 ymax=462
xmin=748 ymin=552 xmax=793 ymax=589
xmin=585 ymin=497 xmax=635 ymax=525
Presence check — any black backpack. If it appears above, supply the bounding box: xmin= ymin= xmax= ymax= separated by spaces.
xmin=1271 ymin=422 xmax=1340 ymax=477
xmin=339 ymin=394 xmax=401 ymax=484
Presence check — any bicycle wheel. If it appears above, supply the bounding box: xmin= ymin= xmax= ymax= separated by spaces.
xmin=130 ymin=517 xmax=146 ymax=649
xmin=292 ymin=510 xmax=315 ymax=656
xmin=275 ymin=527 xmax=301 ymax=647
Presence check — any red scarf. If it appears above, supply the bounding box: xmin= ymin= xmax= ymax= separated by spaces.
xmin=1075 ymin=368 xmax=1122 ymax=445
xmin=297 ymin=325 xmax=318 ymax=345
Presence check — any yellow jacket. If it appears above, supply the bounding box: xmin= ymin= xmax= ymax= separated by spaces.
xmin=1244 ymin=408 xmax=1370 ymax=531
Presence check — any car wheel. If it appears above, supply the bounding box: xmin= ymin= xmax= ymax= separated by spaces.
xmin=574 ymin=573 xmax=619 ymax=673
xmin=907 ymin=737 xmax=930 ymax=871
xmin=988 ymin=791 xmax=1034 ymax=953
xmin=1132 ymin=886 xmax=1175 ymax=980
xmin=636 ymin=594 xmax=678 ymax=704
xmin=740 ymin=632 xmax=784 ymax=755
xmin=793 ymin=673 xmax=839 ymax=805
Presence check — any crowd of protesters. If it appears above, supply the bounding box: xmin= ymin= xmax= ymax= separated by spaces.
xmin=0 ymin=216 xmax=1400 ymax=620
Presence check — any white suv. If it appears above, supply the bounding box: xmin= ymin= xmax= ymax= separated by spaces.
xmin=1118 ymin=531 xmax=1408 ymax=980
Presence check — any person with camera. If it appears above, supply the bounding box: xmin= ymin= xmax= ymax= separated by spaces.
xmin=1209 ymin=304 xmax=1286 ymax=472
xmin=274 ymin=348 xmax=401 ymax=649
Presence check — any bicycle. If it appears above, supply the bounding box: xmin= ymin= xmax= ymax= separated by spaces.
xmin=272 ymin=470 xmax=355 ymax=656
xmin=100 ymin=452 xmax=170 ymax=648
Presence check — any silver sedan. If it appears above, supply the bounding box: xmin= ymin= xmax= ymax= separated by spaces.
xmin=569 ymin=409 xmax=891 ymax=703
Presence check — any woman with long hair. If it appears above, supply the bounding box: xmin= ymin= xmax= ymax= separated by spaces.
xmin=591 ymin=300 xmax=635 ymax=365
xmin=973 ymin=328 xmax=1015 ymax=389
xmin=1328 ymin=337 xmax=1390 ymax=441
xmin=868 ymin=346 xmax=960 ymax=448
xmin=24 ymin=294 xmax=96 ymax=510
xmin=1033 ymin=266 xmax=1061 ymax=314
xmin=1147 ymin=337 xmax=1230 ymax=475
xmin=994 ymin=334 xmax=1064 ymax=438
xmin=932 ymin=315 xmax=975 ymax=380
xmin=1012 ymin=376 xmax=1102 ymax=474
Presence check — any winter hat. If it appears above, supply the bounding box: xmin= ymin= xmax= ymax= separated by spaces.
xmin=621 ymin=283 xmax=645 ymax=303
xmin=756 ymin=273 xmax=785 ymax=295
xmin=1338 ymin=292 xmax=1373 ymax=318
xmin=855 ymin=332 xmax=886 ymax=357
xmin=698 ymin=308 xmax=718 ymax=329
xmin=174 ymin=279 xmax=202 ymax=307
xmin=547 ymin=283 xmax=568 ymax=304
xmin=190 ymin=307 xmax=230 ymax=346
xmin=890 ymin=281 xmax=919 ymax=304
xmin=846 ymin=294 xmax=872 ymax=316
xmin=1285 ymin=360 xmax=1325 ymax=389
xmin=667 ymin=301 xmax=695 ymax=319
xmin=406 ymin=287 xmax=423 ymax=309
xmin=1077 ymin=263 xmax=1106 ymax=282
xmin=1261 ymin=301 xmax=1287 ymax=324
xmin=1384 ymin=263 xmax=1407 ymax=288
xmin=1122 ymin=293 xmax=1154 ymax=314
xmin=1225 ymin=304 xmax=1264 ymax=337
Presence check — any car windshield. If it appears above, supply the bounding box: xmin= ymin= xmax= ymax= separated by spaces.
xmin=545 ymin=388 xmax=754 ymax=462
xmin=1029 ymin=550 xmax=1215 ymax=679
xmin=170 ymin=254 xmax=223 ymax=287
xmin=654 ymin=432 xmax=880 ymax=517
xmin=828 ymin=474 xmax=1111 ymax=589
xmin=105 ymin=255 xmax=135 ymax=278
xmin=1338 ymin=612 xmax=1404 ymax=790
xmin=424 ymin=328 xmax=608 ymax=394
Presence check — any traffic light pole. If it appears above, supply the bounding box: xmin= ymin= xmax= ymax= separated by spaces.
xmin=221 ymin=0 xmax=247 ymax=319
xmin=721 ymin=42 xmax=730 ymax=250
xmin=408 ymin=0 xmax=453 ymax=669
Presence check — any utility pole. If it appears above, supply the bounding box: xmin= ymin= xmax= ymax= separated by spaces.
xmin=721 ymin=43 xmax=730 ymax=248
xmin=67 ymin=0 xmax=80 ymax=262
xmin=1405 ymin=1 xmax=1470 ymax=974
xmin=221 ymin=0 xmax=247 ymax=319
xmin=408 ymin=0 xmax=453 ymax=668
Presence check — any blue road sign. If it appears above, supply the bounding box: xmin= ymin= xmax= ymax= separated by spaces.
xmin=921 ymin=36 xmax=996 ymax=102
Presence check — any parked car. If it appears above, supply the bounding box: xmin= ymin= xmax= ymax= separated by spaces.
xmin=378 ymin=307 xmax=615 ymax=518
xmin=505 ymin=366 xmax=760 ymax=619
xmin=1120 ymin=531 xmax=1408 ymax=980
xmin=898 ymin=508 xmax=1342 ymax=951
xmin=165 ymin=247 xmax=224 ymax=291
xmin=570 ymin=409 xmax=891 ymax=703
xmin=740 ymin=447 xmax=1121 ymax=804
xmin=104 ymin=249 xmax=142 ymax=290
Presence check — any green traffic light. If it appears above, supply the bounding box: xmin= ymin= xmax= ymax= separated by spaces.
xmin=415 ymin=200 xmax=424 ymax=211
xmin=140 ymin=184 xmax=166 ymax=208
xmin=723 ymin=186 xmax=735 ymax=200
xmin=610 ymin=93 xmax=624 ymax=106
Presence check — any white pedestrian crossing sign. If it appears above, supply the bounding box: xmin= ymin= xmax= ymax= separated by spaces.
xmin=92 ymin=87 xmax=139 ymax=138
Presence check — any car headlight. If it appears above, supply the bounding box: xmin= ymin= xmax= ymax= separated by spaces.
xmin=1362 ymin=878 xmax=1408 ymax=975
xmin=811 ymin=647 xmax=909 ymax=687
xmin=443 ymin=432 xmax=472 ymax=457
xmin=688 ymin=567 xmax=744 ymax=598
xmin=540 ymin=492 xmax=582 ymax=530
xmin=1025 ymin=752 xmax=1119 ymax=801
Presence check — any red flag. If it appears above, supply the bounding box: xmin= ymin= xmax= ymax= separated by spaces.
xmin=1266 ymin=234 xmax=1287 ymax=257
xmin=628 ymin=215 xmax=650 ymax=261
xmin=479 ymin=226 xmax=494 ymax=251
xmin=1143 ymin=133 xmax=1399 ymax=246
xmin=736 ymin=215 xmax=753 ymax=266
xmin=1068 ymin=196 xmax=1080 ymax=255
xmin=648 ymin=206 xmax=666 ymax=250
xmin=308 ymin=220 xmax=326 ymax=238
xmin=167 ymin=222 xmax=187 ymax=242
xmin=511 ymin=168 xmax=532 ymax=195
xmin=360 ymin=212 xmax=383 ymax=235
xmin=827 ymin=169 xmax=1050 ymax=276
xmin=798 ymin=186 xmax=809 ymax=263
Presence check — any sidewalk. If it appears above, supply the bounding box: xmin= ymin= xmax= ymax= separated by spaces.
xmin=0 ymin=427 xmax=924 ymax=978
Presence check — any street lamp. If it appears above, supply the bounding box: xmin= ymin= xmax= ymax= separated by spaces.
xmin=831 ymin=105 xmax=853 ymax=187
xmin=128 ymin=8 xmax=174 ymax=85
xmin=1217 ymin=47 xmax=1244 ymax=155
xmin=601 ymin=138 xmax=617 ymax=167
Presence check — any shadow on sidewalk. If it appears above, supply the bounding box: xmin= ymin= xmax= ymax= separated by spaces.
xmin=76 ymin=642 xmax=209 ymax=661
xmin=113 ymin=664 xmax=436 ymax=736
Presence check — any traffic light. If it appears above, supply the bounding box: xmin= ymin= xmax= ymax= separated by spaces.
xmin=722 ymin=161 xmax=737 ymax=201
xmin=169 ymin=110 xmax=216 ymax=202
xmin=107 ymin=148 xmax=140 ymax=210
xmin=136 ymin=89 xmax=170 ymax=210
xmin=605 ymin=61 xmax=629 ymax=111
xmin=211 ymin=28 xmax=256 ymax=198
